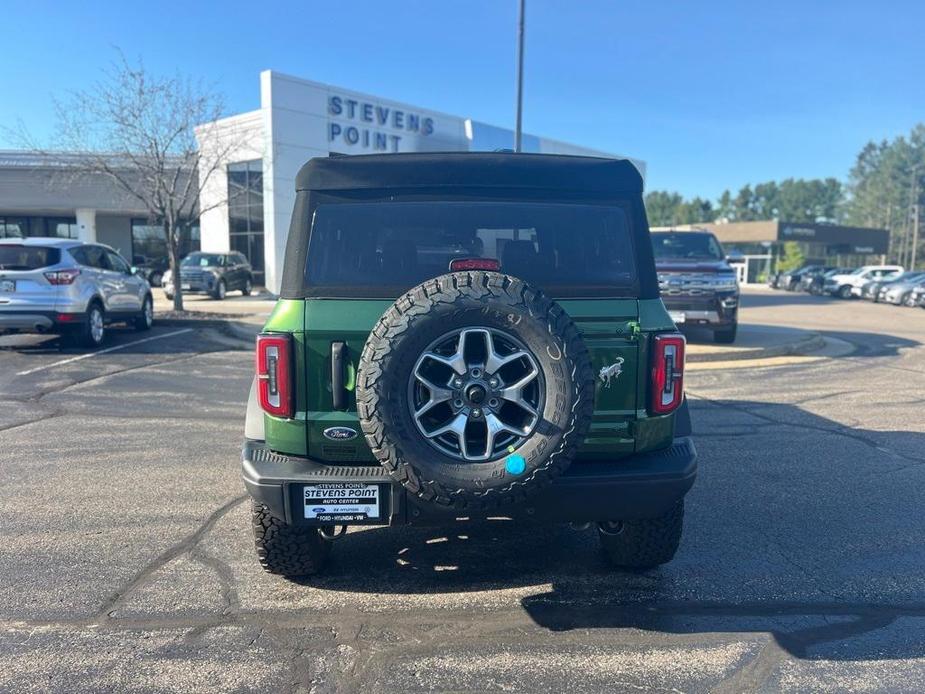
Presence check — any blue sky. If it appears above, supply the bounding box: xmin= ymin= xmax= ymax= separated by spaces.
xmin=1 ymin=1 xmax=922 ymax=199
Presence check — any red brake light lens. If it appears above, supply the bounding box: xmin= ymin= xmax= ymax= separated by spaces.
xmin=449 ymin=258 xmax=501 ymax=272
xmin=650 ymin=333 xmax=685 ymax=415
xmin=256 ymin=333 xmax=294 ymax=418
xmin=44 ymin=268 xmax=81 ymax=285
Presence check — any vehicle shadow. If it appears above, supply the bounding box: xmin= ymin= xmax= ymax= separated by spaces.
xmin=298 ymin=400 xmax=925 ymax=662
xmin=813 ymin=328 xmax=921 ymax=358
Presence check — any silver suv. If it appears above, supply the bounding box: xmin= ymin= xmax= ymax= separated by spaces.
xmin=0 ymin=237 xmax=153 ymax=347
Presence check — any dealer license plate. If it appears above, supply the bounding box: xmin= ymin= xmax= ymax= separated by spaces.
xmin=0 ymin=280 xmax=15 ymax=293
xmin=669 ymin=310 xmax=686 ymax=324
xmin=303 ymin=483 xmax=381 ymax=522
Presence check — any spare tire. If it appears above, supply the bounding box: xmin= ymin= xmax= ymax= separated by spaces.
xmin=356 ymin=271 xmax=595 ymax=510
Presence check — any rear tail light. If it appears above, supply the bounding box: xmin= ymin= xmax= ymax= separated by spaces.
xmin=449 ymin=257 xmax=501 ymax=272
xmin=650 ymin=333 xmax=685 ymax=415
xmin=256 ymin=333 xmax=294 ymax=418
xmin=44 ymin=268 xmax=81 ymax=285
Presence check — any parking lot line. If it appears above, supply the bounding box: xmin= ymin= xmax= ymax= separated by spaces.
xmin=15 ymin=328 xmax=194 ymax=377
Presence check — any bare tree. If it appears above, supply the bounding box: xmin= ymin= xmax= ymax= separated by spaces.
xmin=24 ymin=52 xmax=246 ymax=310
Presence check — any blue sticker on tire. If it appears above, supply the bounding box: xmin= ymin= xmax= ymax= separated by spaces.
xmin=505 ymin=454 xmax=526 ymax=475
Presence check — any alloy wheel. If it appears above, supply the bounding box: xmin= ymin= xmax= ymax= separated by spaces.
xmin=407 ymin=327 xmax=544 ymax=462
xmin=89 ymin=307 xmax=104 ymax=344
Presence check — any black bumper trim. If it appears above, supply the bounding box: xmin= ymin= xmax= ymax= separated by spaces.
xmin=242 ymin=437 xmax=697 ymax=526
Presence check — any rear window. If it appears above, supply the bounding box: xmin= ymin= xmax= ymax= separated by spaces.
xmin=0 ymin=246 xmax=61 ymax=270
xmin=182 ymin=253 xmax=224 ymax=267
xmin=305 ymin=201 xmax=636 ymax=296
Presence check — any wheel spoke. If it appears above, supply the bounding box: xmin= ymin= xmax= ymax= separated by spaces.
xmin=483 ymin=330 xmax=529 ymax=375
xmin=413 ymin=375 xmax=453 ymax=418
xmin=425 ymin=412 xmax=469 ymax=458
xmin=499 ymin=363 xmax=539 ymax=417
xmin=421 ymin=331 xmax=469 ymax=374
xmin=484 ymin=412 xmax=525 ymax=456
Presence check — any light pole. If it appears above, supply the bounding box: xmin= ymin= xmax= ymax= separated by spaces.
xmin=514 ymin=0 xmax=525 ymax=152
xmin=911 ymin=165 xmax=920 ymax=270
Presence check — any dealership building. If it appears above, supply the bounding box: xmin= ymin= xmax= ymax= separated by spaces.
xmin=0 ymin=70 xmax=644 ymax=293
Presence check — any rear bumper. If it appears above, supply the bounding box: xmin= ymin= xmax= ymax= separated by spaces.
xmin=174 ymin=285 xmax=213 ymax=294
xmin=0 ymin=309 xmax=87 ymax=333
xmin=241 ymin=437 xmax=697 ymax=526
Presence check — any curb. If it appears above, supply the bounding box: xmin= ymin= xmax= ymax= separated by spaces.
xmin=686 ymin=331 xmax=825 ymax=363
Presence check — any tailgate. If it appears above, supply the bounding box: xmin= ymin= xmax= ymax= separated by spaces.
xmin=559 ymin=299 xmax=639 ymax=459
xmin=0 ymin=269 xmax=60 ymax=312
xmin=302 ymin=298 xmax=640 ymax=464
xmin=304 ymin=299 xmax=392 ymax=463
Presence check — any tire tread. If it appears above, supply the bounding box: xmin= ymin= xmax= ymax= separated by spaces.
xmin=251 ymin=501 xmax=330 ymax=577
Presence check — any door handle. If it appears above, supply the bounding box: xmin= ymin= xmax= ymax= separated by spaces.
xmin=331 ymin=342 xmax=347 ymax=411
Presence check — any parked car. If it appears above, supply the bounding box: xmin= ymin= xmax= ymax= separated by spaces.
xmin=242 ymin=152 xmax=696 ymax=577
xmin=132 ymin=254 xmax=169 ymax=287
xmin=860 ymin=277 xmax=885 ymax=301
xmin=881 ymin=275 xmax=925 ymax=306
xmin=800 ymin=266 xmax=838 ymax=293
xmin=809 ymin=268 xmax=851 ymax=295
xmin=778 ymin=265 xmax=822 ymax=291
xmin=874 ymin=272 xmax=925 ymax=303
xmin=651 ymin=230 xmax=739 ymax=343
xmin=767 ymin=270 xmax=783 ymax=289
xmin=911 ymin=284 xmax=925 ymax=308
xmin=0 ymin=237 xmax=153 ymax=347
xmin=824 ymin=265 xmax=904 ymax=298
xmin=163 ymin=251 xmax=253 ymax=300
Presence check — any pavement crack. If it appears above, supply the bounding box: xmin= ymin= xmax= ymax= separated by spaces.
xmin=190 ymin=548 xmax=241 ymax=613
xmin=93 ymin=494 xmax=247 ymax=621
xmin=0 ymin=406 xmax=64 ymax=434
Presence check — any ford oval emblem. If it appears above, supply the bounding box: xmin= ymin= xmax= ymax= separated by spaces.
xmin=323 ymin=426 xmax=358 ymax=441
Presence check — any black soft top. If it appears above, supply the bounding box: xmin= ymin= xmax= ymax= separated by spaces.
xmin=295 ymin=152 xmax=643 ymax=194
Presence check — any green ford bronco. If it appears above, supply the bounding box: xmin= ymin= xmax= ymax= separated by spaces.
xmin=242 ymin=152 xmax=696 ymax=577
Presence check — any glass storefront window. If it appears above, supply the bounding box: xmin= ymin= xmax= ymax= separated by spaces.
xmin=227 ymin=159 xmax=264 ymax=281
xmin=0 ymin=217 xmax=29 ymax=238
xmin=0 ymin=216 xmax=77 ymax=238
xmin=45 ymin=217 xmax=78 ymax=238
xmin=131 ymin=219 xmax=200 ymax=268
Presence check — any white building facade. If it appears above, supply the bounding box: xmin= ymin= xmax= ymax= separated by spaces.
xmin=196 ymin=70 xmax=646 ymax=293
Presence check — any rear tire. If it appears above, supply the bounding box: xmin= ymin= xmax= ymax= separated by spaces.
xmin=713 ymin=323 xmax=737 ymax=344
xmin=251 ymin=501 xmax=331 ymax=577
xmin=149 ymin=271 xmax=163 ymax=288
xmin=74 ymin=302 xmax=105 ymax=348
xmin=599 ymin=500 xmax=684 ymax=570
xmin=242 ymin=277 xmax=253 ymax=296
xmin=134 ymin=295 xmax=153 ymax=331
xmin=838 ymin=285 xmax=853 ymax=299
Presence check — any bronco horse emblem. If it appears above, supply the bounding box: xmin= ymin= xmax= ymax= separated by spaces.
xmin=598 ymin=358 xmax=625 ymax=388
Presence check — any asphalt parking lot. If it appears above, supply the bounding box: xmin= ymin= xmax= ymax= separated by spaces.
xmin=2 ymin=288 xmax=925 ymax=692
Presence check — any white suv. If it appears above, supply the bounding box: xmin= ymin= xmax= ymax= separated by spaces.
xmin=0 ymin=237 xmax=153 ymax=347
xmin=824 ymin=265 xmax=904 ymax=299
